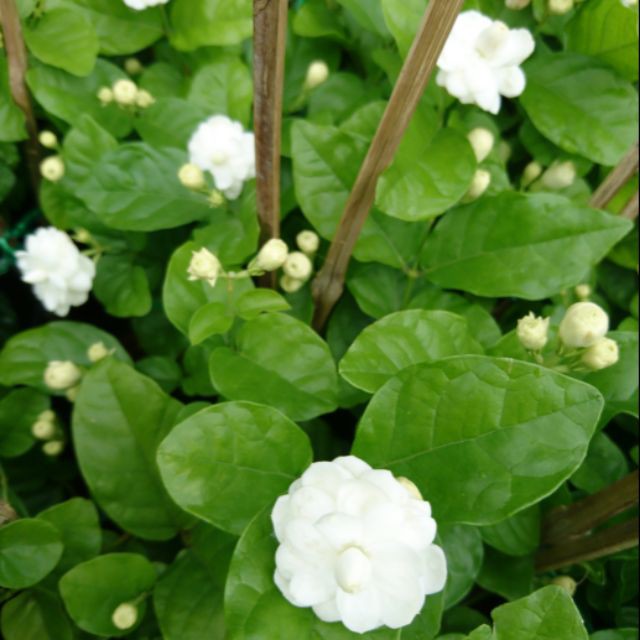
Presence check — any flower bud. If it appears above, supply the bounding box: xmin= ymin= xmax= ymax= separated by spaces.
xmin=40 ymin=156 xmax=65 ymax=182
xmin=37 ymin=410 xmax=55 ymax=423
xmin=208 ymin=189 xmax=225 ymax=208
xmin=87 ymin=341 xmax=111 ymax=363
xmin=283 ymin=251 xmax=313 ymax=281
xmin=44 ymin=361 xmax=82 ymax=391
xmin=466 ymin=169 xmax=491 ymax=200
xmin=551 ymin=576 xmax=577 ymax=596
xmin=178 ymin=163 xmax=205 ymax=190
xmin=540 ymin=161 xmax=576 ymax=190
xmin=112 ymin=79 xmax=138 ymax=106
xmin=42 ymin=440 xmax=64 ymax=456
xmin=476 ymin=21 xmax=510 ymax=58
xmin=296 ymin=230 xmax=320 ymax=255
xmin=558 ymin=302 xmax=609 ymax=349
xmin=97 ymin=87 xmax=114 ymax=105
xmin=65 ymin=385 xmax=81 ymax=403
xmin=187 ymin=248 xmax=222 ymax=287
xmin=32 ymin=419 xmax=56 ymax=440
xmin=124 ymin=57 xmax=143 ymax=75
xmin=467 ymin=128 xmax=494 ymax=163
xmin=517 ymin=312 xmax=550 ymax=351
xmin=575 ymin=284 xmax=591 ymax=300
xmin=254 ymin=239 xmax=289 ymax=272
xmin=305 ymin=60 xmax=330 ymax=90
xmin=522 ymin=161 xmax=542 ymax=187
xmin=548 ymin=0 xmax=574 ymax=14
xmin=336 ymin=547 xmax=372 ymax=594
xmin=506 ymin=0 xmax=532 ymax=9
xmin=582 ymin=337 xmax=619 ymax=371
xmin=135 ymin=89 xmax=155 ymax=109
xmin=74 ymin=228 xmax=93 ymax=245
xmin=280 ymin=275 xmax=305 ymax=294
xmin=111 ymin=603 xmax=138 ymax=630
xmin=498 ymin=140 xmax=512 ymax=163
xmin=397 ymin=477 xmax=423 ymax=500
xmin=38 ymin=130 xmax=58 ymax=149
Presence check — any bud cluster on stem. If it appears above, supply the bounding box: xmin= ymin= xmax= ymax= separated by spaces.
xmin=97 ymin=78 xmax=155 ymax=110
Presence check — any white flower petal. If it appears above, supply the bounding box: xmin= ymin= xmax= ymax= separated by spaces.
xmin=336 ymin=586 xmax=382 ymax=634
xmin=421 ymin=545 xmax=448 ymax=595
xmin=315 ymin=512 xmax=363 ymax=550
xmin=497 ymin=65 xmax=527 ymax=98
xmin=312 ymin=598 xmax=341 ymax=623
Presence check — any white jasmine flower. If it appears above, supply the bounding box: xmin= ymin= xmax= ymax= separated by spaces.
xmin=522 ymin=161 xmax=542 ymax=187
xmin=40 ymin=156 xmax=65 ymax=182
xmin=253 ymin=238 xmax=289 ymax=272
xmin=467 ymin=127 xmax=494 ymax=162
xmin=539 ymin=161 xmax=576 ymax=190
xmin=188 ymin=115 xmax=255 ymax=200
xmin=548 ymin=0 xmax=574 ymax=15
xmin=558 ymin=302 xmax=609 ymax=349
xmin=16 ymin=227 xmax=95 ymax=316
xmin=97 ymin=87 xmax=114 ymax=105
xmin=283 ymin=251 xmax=313 ymax=281
xmin=123 ymin=0 xmax=169 ymax=10
xmin=575 ymin=284 xmax=591 ymax=300
xmin=178 ymin=163 xmax=205 ymax=190
xmin=437 ymin=11 xmax=535 ymax=114
xmin=517 ymin=312 xmax=550 ymax=351
xmin=465 ymin=168 xmax=491 ymax=200
xmin=87 ymin=341 xmax=112 ymax=363
xmin=582 ymin=337 xmax=619 ymax=370
xmin=38 ymin=131 xmax=58 ymax=149
xmin=272 ymin=456 xmax=447 ymax=634
xmin=296 ymin=230 xmax=320 ymax=255
xmin=280 ymin=275 xmax=305 ymax=294
xmin=305 ymin=61 xmax=330 ymax=90
xmin=42 ymin=440 xmax=64 ymax=456
xmin=187 ymin=248 xmax=222 ymax=287
xmin=43 ymin=361 xmax=82 ymax=391
xmin=111 ymin=603 xmax=138 ymax=629
xmin=506 ymin=0 xmax=532 ymax=8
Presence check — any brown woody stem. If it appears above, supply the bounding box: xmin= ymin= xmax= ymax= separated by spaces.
xmin=0 ymin=0 xmax=40 ymax=192
xmin=311 ymin=0 xmax=464 ymax=331
xmin=589 ymin=143 xmax=639 ymax=209
xmin=620 ymin=189 xmax=639 ymax=221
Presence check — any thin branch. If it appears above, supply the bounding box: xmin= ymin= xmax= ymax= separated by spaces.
xmin=311 ymin=0 xmax=464 ymax=331
xmin=589 ymin=143 xmax=638 ymax=209
xmin=620 ymin=189 xmax=639 ymax=221
xmin=253 ymin=0 xmax=288 ymax=287
xmin=0 ymin=0 xmax=40 ymax=191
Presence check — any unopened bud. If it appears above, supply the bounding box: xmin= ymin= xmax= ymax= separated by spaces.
xmin=540 ymin=161 xmax=576 ymax=190
xmin=582 ymin=337 xmax=619 ymax=370
xmin=44 ymin=361 xmax=82 ymax=391
xmin=32 ymin=419 xmax=56 ymax=440
xmin=397 ymin=477 xmax=423 ymax=501
xmin=551 ymin=576 xmax=577 ymax=596
xmin=187 ymin=248 xmax=222 ymax=287
xmin=208 ymin=189 xmax=225 ymax=208
xmin=97 ymin=87 xmax=114 ymax=105
xmin=38 ymin=131 xmax=58 ymax=149
xmin=305 ymin=60 xmax=330 ymax=90
xmin=296 ymin=230 xmax=320 ymax=255
xmin=87 ymin=341 xmax=111 ymax=363
xmin=559 ymin=302 xmax=609 ymax=349
xmin=506 ymin=0 xmax=532 ymax=9
xmin=517 ymin=312 xmax=550 ymax=351
xmin=283 ymin=251 xmax=313 ymax=281
xmin=280 ymin=275 xmax=305 ymax=294
xmin=40 ymin=156 xmax=65 ymax=182
xmin=254 ymin=239 xmax=289 ymax=272
xmin=466 ymin=169 xmax=491 ymax=200
xmin=42 ymin=440 xmax=64 ymax=456
xmin=548 ymin=0 xmax=574 ymax=14
xmin=575 ymin=284 xmax=591 ymax=300
xmin=467 ymin=128 xmax=494 ymax=163
xmin=112 ymin=602 xmax=138 ymax=630
xmin=178 ymin=163 xmax=205 ymax=190
xmin=74 ymin=228 xmax=93 ymax=245
xmin=112 ymin=79 xmax=138 ymax=106
xmin=65 ymin=385 xmax=81 ymax=403
xmin=124 ymin=57 xmax=143 ymax=75
xmin=522 ymin=161 xmax=542 ymax=187
xmin=135 ymin=89 xmax=155 ymax=109
xmin=498 ymin=140 xmax=511 ymax=163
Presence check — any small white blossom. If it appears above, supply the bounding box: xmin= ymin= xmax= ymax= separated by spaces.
xmin=467 ymin=128 xmax=494 ymax=162
xmin=123 ymin=0 xmax=169 ymax=10
xmin=112 ymin=79 xmax=138 ymax=106
xmin=437 ymin=12 xmax=535 ymax=114
xmin=111 ymin=603 xmax=138 ymax=629
xmin=272 ymin=456 xmax=447 ymax=634
xmin=296 ymin=230 xmax=320 ymax=255
xmin=506 ymin=0 xmax=532 ymax=8
xmin=522 ymin=161 xmax=542 ymax=187
xmin=43 ymin=361 xmax=82 ymax=391
xmin=582 ymin=337 xmax=619 ymax=370
xmin=32 ymin=417 xmax=56 ymax=440
xmin=187 ymin=248 xmax=222 ymax=287
xmin=517 ymin=312 xmax=550 ymax=351
xmin=87 ymin=342 xmax=112 ymax=363
xmin=97 ymin=87 xmax=114 ymax=105
xmin=16 ymin=227 xmax=95 ymax=316
xmin=188 ymin=115 xmax=255 ymax=200
xmin=280 ymin=275 xmax=305 ymax=294
xmin=254 ymin=239 xmax=289 ymax=272
xmin=305 ymin=61 xmax=330 ymax=90
xmin=558 ymin=302 xmax=609 ymax=349
xmin=548 ymin=0 xmax=574 ymax=15
xmin=38 ymin=131 xmax=58 ymax=149
xmin=42 ymin=440 xmax=64 ymax=456
xmin=540 ymin=161 xmax=576 ymax=190
xmin=178 ymin=163 xmax=205 ymax=190
xmin=283 ymin=251 xmax=313 ymax=281
xmin=466 ymin=169 xmax=491 ymax=200
xmin=40 ymin=156 xmax=65 ymax=182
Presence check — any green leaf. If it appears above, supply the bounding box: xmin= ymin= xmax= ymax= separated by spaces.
xmin=293 ymin=0 xmax=348 ymax=41
xmin=78 ymin=143 xmax=211 ymax=231
xmin=0 ymin=57 xmax=27 ymax=142
xmin=93 ymin=254 xmax=152 ymax=318
xmin=0 ymin=321 xmax=130 ymax=390
xmin=37 ymin=498 xmax=101 ymax=574
xmin=565 ymin=0 xmax=638 ymax=82
xmin=59 ymin=553 xmax=156 ymax=637
xmin=0 ymin=519 xmax=62 ymax=589
xmin=234 ymin=289 xmax=291 ymax=320
xmin=352 ymin=356 xmax=604 ymax=524
xmin=480 ymin=505 xmax=540 ymax=557
xmin=440 ymin=525 xmax=484 ymax=609
xmin=422 ymin=192 xmax=632 ymax=299
xmin=0 ymin=388 xmax=48 ymax=457
xmin=23 ymin=9 xmax=99 ymax=77
xmin=170 ymin=0 xmax=252 ymax=50
xmin=136 ymin=356 xmax=182 ymax=394
xmin=340 ymin=310 xmax=483 ymax=393
xmin=0 ymin=589 xmax=73 ymax=640
xmin=476 ymin=547 xmax=534 ymax=602
xmin=491 ymin=586 xmax=589 ymax=639
xmin=591 ymin=631 xmax=639 ymax=640
xmin=336 ymin=0 xmax=389 ymax=37
xmin=73 ymin=359 xmax=190 ymax=540
xmin=27 ymin=60 xmax=133 ymax=138
xmin=520 ymin=52 xmax=639 ymax=166
xmin=188 ymin=302 xmax=234 ymax=345
xmin=209 ymin=314 xmax=339 ymax=421
xmin=376 ymin=128 xmax=475 ymax=222
xmin=381 ymin=0 xmax=425 ymax=57
xmin=157 ymin=401 xmax=312 ymax=534
xmin=571 ymin=432 xmax=628 ymax=494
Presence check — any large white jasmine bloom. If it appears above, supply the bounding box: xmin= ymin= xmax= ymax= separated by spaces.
xmin=272 ymin=456 xmax=447 ymax=634
xmin=16 ymin=227 xmax=95 ymax=317
xmin=123 ymin=0 xmax=169 ymax=10
xmin=188 ymin=115 xmax=255 ymax=200
xmin=437 ymin=11 xmax=535 ymax=114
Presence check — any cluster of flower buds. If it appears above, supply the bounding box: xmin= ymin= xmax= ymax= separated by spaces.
xmin=43 ymin=360 xmax=83 ymax=401
xmin=97 ymin=79 xmax=154 ymax=110
xmin=88 ymin=341 xmax=113 ymax=363
xmin=523 ymin=159 xmax=576 ymax=191
xmin=464 ymin=127 xmax=496 ymax=202
xmin=31 ymin=410 xmax=65 ymax=457
xmin=39 ymin=129 xmax=63 ymax=182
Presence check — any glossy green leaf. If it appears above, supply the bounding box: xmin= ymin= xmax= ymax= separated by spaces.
xmin=0 ymin=519 xmax=62 ymax=589
xmin=520 ymin=52 xmax=638 ymax=166
xmin=477 ymin=548 xmax=534 ymax=602
xmin=440 ymin=525 xmax=483 ymax=609
xmin=0 ymin=58 xmax=27 ymax=141
xmin=293 ymin=0 xmax=348 ymax=41
xmin=571 ymin=432 xmax=629 ymax=494
xmin=422 ymin=192 xmax=632 ymax=299
xmin=59 ymin=553 xmax=156 ymax=637
xmin=209 ymin=314 xmax=339 ymax=421
xmin=234 ymin=289 xmax=291 ymax=320
xmin=353 ymin=356 xmax=604 ymax=524
xmin=73 ymin=359 xmax=189 ymax=540
xmin=336 ymin=0 xmax=389 ymax=37
xmin=480 ymin=505 xmax=540 ymax=557
xmin=381 ymin=0 xmax=425 ymax=57
xmin=340 ymin=310 xmax=483 ymax=393
xmin=158 ymin=401 xmax=312 ymax=534
xmin=0 ymin=388 xmax=48 ymax=457
xmin=0 ymin=589 xmax=73 ymax=640
xmin=188 ymin=302 xmax=234 ymax=345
